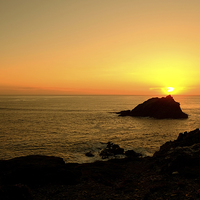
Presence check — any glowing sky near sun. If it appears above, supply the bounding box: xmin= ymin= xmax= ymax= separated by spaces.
xmin=0 ymin=0 xmax=200 ymax=95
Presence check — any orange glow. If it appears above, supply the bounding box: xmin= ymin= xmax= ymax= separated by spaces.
xmin=0 ymin=1 xmax=200 ymax=95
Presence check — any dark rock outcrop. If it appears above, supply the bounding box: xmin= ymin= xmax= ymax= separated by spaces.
xmin=154 ymin=128 xmax=200 ymax=157
xmin=85 ymin=151 xmax=94 ymax=157
xmin=2 ymin=129 xmax=200 ymax=199
xmin=100 ymin=142 xmax=124 ymax=159
xmin=0 ymin=184 xmax=33 ymax=200
xmin=0 ymin=155 xmax=81 ymax=186
xmin=153 ymin=128 xmax=200 ymax=174
xmin=125 ymin=150 xmax=142 ymax=158
xmin=99 ymin=142 xmax=141 ymax=160
xmin=117 ymin=95 xmax=188 ymax=119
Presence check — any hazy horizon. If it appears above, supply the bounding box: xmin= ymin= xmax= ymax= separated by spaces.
xmin=0 ymin=94 xmax=200 ymax=97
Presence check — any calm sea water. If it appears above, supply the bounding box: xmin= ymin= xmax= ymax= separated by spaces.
xmin=0 ymin=95 xmax=200 ymax=163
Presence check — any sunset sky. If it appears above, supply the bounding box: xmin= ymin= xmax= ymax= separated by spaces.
xmin=1 ymin=0 xmax=200 ymax=95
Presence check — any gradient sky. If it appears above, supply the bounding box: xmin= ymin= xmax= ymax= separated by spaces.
xmin=1 ymin=0 xmax=200 ymax=95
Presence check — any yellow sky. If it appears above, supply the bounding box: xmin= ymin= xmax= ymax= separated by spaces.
xmin=1 ymin=0 xmax=200 ymax=95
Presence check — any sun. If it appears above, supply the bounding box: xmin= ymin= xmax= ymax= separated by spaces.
xmin=161 ymin=87 xmax=176 ymax=95
xmin=160 ymin=86 xmax=187 ymax=95
xmin=167 ymin=87 xmax=174 ymax=93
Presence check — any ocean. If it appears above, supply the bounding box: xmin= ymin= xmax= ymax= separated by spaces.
xmin=0 ymin=95 xmax=200 ymax=163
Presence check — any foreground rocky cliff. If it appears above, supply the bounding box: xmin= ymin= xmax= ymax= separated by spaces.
xmin=117 ymin=95 xmax=188 ymax=119
xmin=1 ymin=129 xmax=200 ymax=199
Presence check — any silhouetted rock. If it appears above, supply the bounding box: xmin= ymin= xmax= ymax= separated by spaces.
xmin=125 ymin=150 xmax=142 ymax=158
xmin=153 ymin=128 xmax=200 ymax=174
xmin=85 ymin=151 xmax=94 ymax=157
xmin=154 ymin=128 xmax=200 ymax=157
xmin=117 ymin=95 xmax=188 ymax=119
xmin=2 ymin=129 xmax=200 ymax=199
xmin=100 ymin=142 xmax=124 ymax=159
xmin=0 ymin=155 xmax=81 ymax=186
xmin=118 ymin=110 xmax=131 ymax=116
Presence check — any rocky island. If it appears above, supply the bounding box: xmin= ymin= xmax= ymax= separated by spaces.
xmin=1 ymin=129 xmax=200 ymax=199
xmin=117 ymin=95 xmax=188 ymax=119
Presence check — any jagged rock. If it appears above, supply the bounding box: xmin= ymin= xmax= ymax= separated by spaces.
xmin=100 ymin=142 xmax=124 ymax=159
xmin=154 ymin=128 xmax=200 ymax=158
xmin=156 ymin=143 xmax=200 ymax=174
xmin=1 ymin=129 xmax=200 ymax=199
xmin=117 ymin=95 xmax=188 ymax=119
xmin=153 ymin=129 xmax=200 ymax=174
xmin=85 ymin=151 xmax=94 ymax=157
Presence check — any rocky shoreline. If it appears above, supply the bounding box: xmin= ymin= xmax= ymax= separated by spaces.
xmin=1 ymin=129 xmax=200 ymax=199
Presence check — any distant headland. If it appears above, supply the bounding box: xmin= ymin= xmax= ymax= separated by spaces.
xmin=117 ymin=95 xmax=188 ymax=119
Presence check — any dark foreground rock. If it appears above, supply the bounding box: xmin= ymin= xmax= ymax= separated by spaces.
xmin=0 ymin=155 xmax=81 ymax=199
xmin=100 ymin=142 xmax=125 ymax=159
xmin=99 ymin=142 xmax=142 ymax=159
xmin=1 ymin=129 xmax=200 ymax=199
xmin=117 ymin=95 xmax=188 ymax=119
xmin=154 ymin=128 xmax=200 ymax=175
